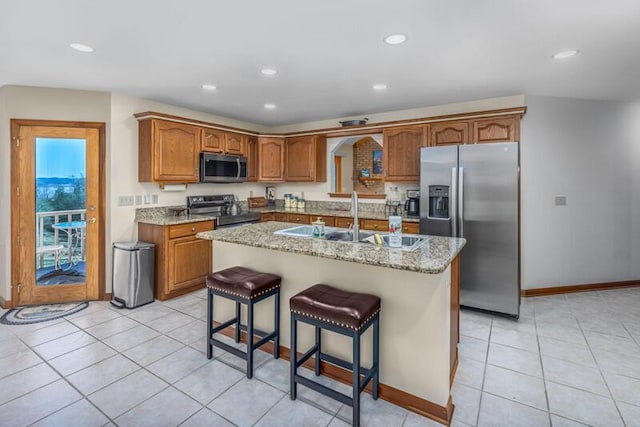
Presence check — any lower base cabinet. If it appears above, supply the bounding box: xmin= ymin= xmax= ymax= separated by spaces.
xmin=138 ymin=220 xmax=213 ymax=301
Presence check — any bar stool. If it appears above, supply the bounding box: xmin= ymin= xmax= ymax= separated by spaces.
xmin=206 ymin=266 xmax=281 ymax=379
xmin=289 ymin=284 xmax=381 ymax=427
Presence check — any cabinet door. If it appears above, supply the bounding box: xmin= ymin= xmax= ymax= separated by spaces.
xmin=153 ymin=120 xmax=200 ymax=182
xmin=285 ymin=136 xmax=315 ymax=181
xmin=286 ymin=213 xmax=311 ymax=224
xmin=258 ymin=137 xmax=285 ymax=181
xmin=261 ymin=213 xmax=275 ymax=222
xmin=201 ymin=128 xmax=225 ymax=153
xmin=167 ymin=236 xmax=211 ymax=292
xmin=430 ymin=121 xmax=470 ymax=146
xmin=225 ymin=132 xmax=246 ymax=155
xmin=472 ymin=117 xmax=519 ymax=143
xmin=383 ymin=126 xmax=426 ymax=182
xmin=402 ymin=222 xmax=420 ymax=234
xmin=246 ymin=135 xmax=259 ymax=182
xmin=274 ymin=213 xmax=287 ymax=221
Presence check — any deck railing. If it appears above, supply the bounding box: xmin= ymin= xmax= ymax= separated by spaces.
xmin=36 ymin=209 xmax=86 ymax=267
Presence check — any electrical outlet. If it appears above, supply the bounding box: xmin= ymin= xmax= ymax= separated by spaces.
xmin=152 ymin=194 xmax=158 ymax=204
xmin=555 ymin=195 xmax=568 ymax=206
xmin=118 ymin=196 xmax=134 ymax=206
xmin=135 ymin=195 xmax=142 ymax=205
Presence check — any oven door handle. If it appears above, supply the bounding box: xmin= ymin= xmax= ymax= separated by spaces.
xmin=236 ymin=158 xmax=241 ymax=179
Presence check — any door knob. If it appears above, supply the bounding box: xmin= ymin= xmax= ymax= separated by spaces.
xmin=87 ymin=217 xmax=96 ymax=224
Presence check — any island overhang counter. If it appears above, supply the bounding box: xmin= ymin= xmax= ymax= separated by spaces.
xmin=197 ymin=221 xmax=466 ymax=425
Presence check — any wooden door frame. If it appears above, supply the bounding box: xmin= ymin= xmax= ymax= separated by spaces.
xmin=10 ymin=119 xmax=106 ymax=308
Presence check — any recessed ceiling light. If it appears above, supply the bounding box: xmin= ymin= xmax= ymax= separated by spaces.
xmin=552 ymin=49 xmax=579 ymax=60
xmin=384 ymin=34 xmax=407 ymax=45
xmin=373 ymin=84 xmax=387 ymax=90
xmin=69 ymin=43 xmax=94 ymax=53
xmin=261 ymin=68 xmax=278 ymax=76
xmin=201 ymin=84 xmax=217 ymax=91
xmin=264 ymin=103 xmax=276 ymax=109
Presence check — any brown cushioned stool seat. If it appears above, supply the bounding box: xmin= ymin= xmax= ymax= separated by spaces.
xmin=206 ymin=266 xmax=281 ymax=379
xmin=206 ymin=266 xmax=281 ymax=300
xmin=289 ymin=284 xmax=381 ymax=427
xmin=290 ymin=284 xmax=380 ymax=331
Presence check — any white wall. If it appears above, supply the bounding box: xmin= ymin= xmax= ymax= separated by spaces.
xmin=521 ymin=95 xmax=640 ymax=289
xmin=0 ymin=86 xmax=112 ymax=302
xmin=269 ymin=95 xmax=526 ymax=134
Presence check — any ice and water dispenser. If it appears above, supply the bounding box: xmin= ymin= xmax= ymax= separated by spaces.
xmin=427 ymin=185 xmax=450 ymax=219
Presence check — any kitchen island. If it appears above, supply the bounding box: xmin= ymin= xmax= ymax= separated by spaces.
xmin=197 ymin=222 xmax=465 ymax=425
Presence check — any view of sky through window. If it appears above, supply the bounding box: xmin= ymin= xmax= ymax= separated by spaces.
xmin=35 ymin=138 xmax=85 ymax=178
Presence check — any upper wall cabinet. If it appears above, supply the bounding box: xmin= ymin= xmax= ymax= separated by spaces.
xmin=284 ymin=135 xmax=327 ymax=182
xmin=138 ymin=119 xmax=200 ymax=183
xmin=383 ymin=125 xmax=427 ymax=182
xmin=430 ymin=121 xmax=470 ymax=146
xmin=246 ymin=135 xmax=259 ymax=182
xmin=258 ymin=137 xmax=285 ymax=182
xmin=472 ymin=116 xmax=519 ymax=143
xmin=201 ymin=129 xmax=246 ymax=155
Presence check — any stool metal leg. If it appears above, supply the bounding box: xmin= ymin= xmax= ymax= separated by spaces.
xmin=373 ymin=316 xmax=380 ymax=400
xmin=314 ymin=326 xmax=321 ymax=376
xmin=352 ymin=331 xmax=361 ymax=427
xmin=234 ymin=302 xmax=241 ymax=343
xmin=206 ymin=290 xmax=213 ymax=359
xmin=247 ymin=301 xmax=254 ymax=379
xmin=274 ymin=289 xmax=280 ymax=359
xmin=290 ymin=314 xmax=297 ymax=400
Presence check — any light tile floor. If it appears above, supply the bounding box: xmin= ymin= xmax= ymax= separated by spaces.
xmin=0 ymin=287 xmax=639 ymax=426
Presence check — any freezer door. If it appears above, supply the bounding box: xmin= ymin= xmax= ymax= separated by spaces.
xmin=458 ymin=142 xmax=519 ymax=317
xmin=419 ymin=146 xmax=458 ymax=237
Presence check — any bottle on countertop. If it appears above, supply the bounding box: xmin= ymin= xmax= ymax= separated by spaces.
xmin=388 ymin=215 xmax=402 ymax=248
xmin=312 ymin=217 xmax=325 ymax=237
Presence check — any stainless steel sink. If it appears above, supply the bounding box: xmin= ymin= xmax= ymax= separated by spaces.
xmin=275 ymin=225 xmax=428 ymax=251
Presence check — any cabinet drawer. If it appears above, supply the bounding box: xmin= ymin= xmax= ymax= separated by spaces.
xmin=168 ymin=221 xmax=213 ymax=239
xmin=274 ymin=213 xmax=287 ymax=221
xmin=286 ymin=213 xmax=311 ymax=224
xmin=402 ymin=222 xmax=420 ymax=234
xmin=261 ymin=213 xmax=275 ymax=222
xmin=360 ymin=219 xmax=388 ymax=231
xmin=335 ymin=217 xmax=355 ymax=228
xmin=312 ymin=215 xmax=336 ymax=226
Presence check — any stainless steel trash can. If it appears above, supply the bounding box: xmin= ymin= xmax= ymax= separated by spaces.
xmin=111 ymin=241 xmax=155 ymax=309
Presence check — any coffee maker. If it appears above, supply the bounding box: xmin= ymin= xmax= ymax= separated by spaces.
xmin=404 ymin=190 xmax=420 ymax=217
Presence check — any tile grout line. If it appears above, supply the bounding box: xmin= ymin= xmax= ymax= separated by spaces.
xmin=576 ymin=308 xmax=628 ymax=427
xmin=473 ymin=314 xmax=493 ymax=426
xmin=531 ymin=309 xmax=552 ymax=427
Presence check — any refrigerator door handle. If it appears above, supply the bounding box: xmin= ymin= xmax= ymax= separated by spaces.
xmin=458 ymin=167 xmax=464 ymax=237
xmin=450 ymin=167 xmax=458 ymax=237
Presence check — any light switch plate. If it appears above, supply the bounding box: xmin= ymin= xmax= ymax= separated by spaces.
xmin=555 ymin=195 xmax=568 ymax=206
xmin=151 ymin=194 xmax=158 ymax=204
xmin=118 ymin=196 xmax=134 ymax=206
xmin=135 ymin=195 xmax=142 ymax=205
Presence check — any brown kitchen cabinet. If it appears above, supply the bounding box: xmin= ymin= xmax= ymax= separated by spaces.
xmin=246 ymin=135 xmax=259 ymax=181
xmin=284 ymin=135 xmax=327 ymax=182
xmin=360 ymin=219 xmax=388 ymax=232
xmin=258 ymin=137 xmax=285 ymax=182
xmin=402 ymin=222 xmax=420 ymax=234
xmin=472 ymin=116 xmax=519 ymax=143
xmin=286 ymin=213 xmax=311 ymax=224
xmin=201 ymin=129 xmax=246 ymax=155
xmin=274 ymin=213 xmax=287 ymax=221
xmin=383 ymin=126 xmax=427 ymax=182
xmin=312 ymin=215 xmax=336 ymax=226
xmin=138 ymin=220 xmax=213 ymax=301
xmin=335 ymin=217 xmax=356 ymax=228
xmin=261 ymin=213 xmax=274 ymax=222
xmin=138 ymin=119 xmax=201 ymax=183
xmin=430 ymin=121 xmax=471 ymax=146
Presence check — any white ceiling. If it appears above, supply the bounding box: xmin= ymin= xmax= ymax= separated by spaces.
xmin=1 ymin=0 xmax=639 ymax=126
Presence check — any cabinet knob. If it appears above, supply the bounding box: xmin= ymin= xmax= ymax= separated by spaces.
xmin=373 ymin=224 xmax=378 ymax=229
xmin=191 ymin=227 xmax=196 ymax=231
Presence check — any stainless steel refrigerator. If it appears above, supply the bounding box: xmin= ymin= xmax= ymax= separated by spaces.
xmin=419 ymin=143 xmax=520 ymax=318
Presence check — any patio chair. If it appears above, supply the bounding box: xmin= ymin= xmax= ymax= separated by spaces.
xmin=36 ymin=244 xmax=64 ymax=270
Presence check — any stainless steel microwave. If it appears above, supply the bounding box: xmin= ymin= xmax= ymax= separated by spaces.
xmin=200 ymin=153 xmax=248 ymax=183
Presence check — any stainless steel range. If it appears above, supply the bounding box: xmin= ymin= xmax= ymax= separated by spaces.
xmin=187 ymin=194 xmax=261 ymax=228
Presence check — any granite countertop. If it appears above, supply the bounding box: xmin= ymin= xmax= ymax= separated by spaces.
xmin=137 ymin=214 xmax=218 ymax=226
xmin=197 ymin=222 xmax=465 ymax=274
xmin=251 ymin=207 xmax=420 ymax=223
xmin=136 ymin=207 xmax=419 ymax=226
